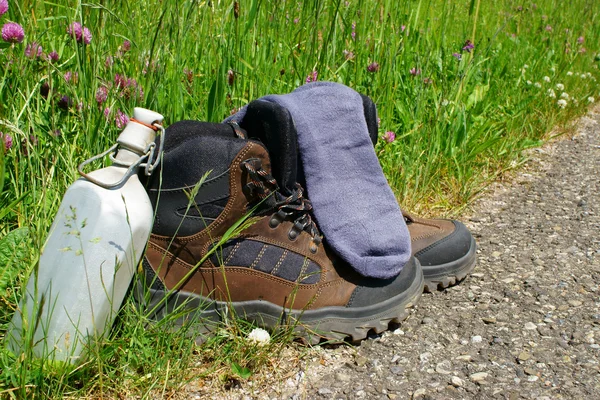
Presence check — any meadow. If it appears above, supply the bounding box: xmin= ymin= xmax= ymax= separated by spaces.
xmin=0 ymin=0 xmax=599 ymax=397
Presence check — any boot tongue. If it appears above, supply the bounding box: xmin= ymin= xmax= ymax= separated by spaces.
xmin=360 ymin=94 xmax=379 ymax=146
xmin=236 ymin=100 xmax=300 ymax=196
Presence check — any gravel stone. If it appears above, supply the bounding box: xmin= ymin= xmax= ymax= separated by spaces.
xmin=451 ymin=376 xmax=465 ymax=387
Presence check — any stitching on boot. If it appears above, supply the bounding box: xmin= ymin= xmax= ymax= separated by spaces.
xmin=298 ymin=257 xmax=310 ymax=283
xmin=225 ymin=241 xmax=242 ymax=265
xmin=272 ymin=249 xmax=288 ymax=275
xmin=250 ymin=244 xmax=268 ymax=269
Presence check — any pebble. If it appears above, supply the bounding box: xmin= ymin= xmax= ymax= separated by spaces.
xmin=451 ymin=376 xmax=464 ymax=387
xmin=355 ymin=356 xmax=368 ymax=367
xmin=524 ymin=368 xmax=537 ymax=376
xmin=422 ymin=317 xmax=435 ymax=325
xmin=390 ymin=366 xmax=404 ymax=375
xmin=318 ymin=388 xmax=333 ymax=395
xmin=412 ymin=388 xmax=427 ymax=399
xmin=568 ymin=300 xmax=583 ymax=307
xmin=435 ymin=361 xmax=452 ymax=375
xmin=527 ymin=375 xmax=539 ymax=382
xmin=482 ymin=317 xmax=497 ymax=324
xmin=391 ymin=354 xmax=401 ymax=363
xmin=471 ymin=335 xmax=483 ymax=343
xmin=524 ymin=322 xmax=538 ymax=330
xmin=419 ymin=352 xmax=431 ymax=363
xmin=456 ymin=355 xmax=473 ymax=362
xmin=470 ymin=372 xmax=489 ymax=382
xmin=518 ymin=351 xmax=531 ymax=361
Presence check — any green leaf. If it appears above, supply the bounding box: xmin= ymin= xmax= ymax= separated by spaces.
xmin=468 ymin=0 xmax=476 ymax=16
xmin=0 ymin=227 xmax=30 ymax=293
xmin=230 ymin=362 xmax=252 ymax=379
xmin=243 ymin=0 xmax=260 ymax=36
xmin=206 ymin=79 xmax=217 ymax=123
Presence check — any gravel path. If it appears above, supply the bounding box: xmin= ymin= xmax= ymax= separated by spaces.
xmin=194 ymin=107 xmax=600 ymax=400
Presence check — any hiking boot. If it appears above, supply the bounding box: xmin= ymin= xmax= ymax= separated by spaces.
xmin=137 ymin=120 xmax=423 ymax=343
xmin=230 ymin=96 xmax=477 ymax=292
xmin=403 ymin=212 xmax=476 ymax=291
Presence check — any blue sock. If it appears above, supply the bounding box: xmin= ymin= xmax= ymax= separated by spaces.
xmin=226 ymin=82 xmax=411 ymax=279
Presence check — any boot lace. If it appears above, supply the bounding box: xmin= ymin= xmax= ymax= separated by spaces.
xmin=241 ymin=158 xmax=322 ymax=251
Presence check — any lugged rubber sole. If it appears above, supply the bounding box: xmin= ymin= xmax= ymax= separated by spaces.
xmin=422 ymin=236 xmax=477 ymax=292
xmin=134 ymin=262 xmax=424 ymax=344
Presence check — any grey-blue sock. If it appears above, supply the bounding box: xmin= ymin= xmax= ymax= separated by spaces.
xmin=226 ymin=82 xmax=411 ymax=279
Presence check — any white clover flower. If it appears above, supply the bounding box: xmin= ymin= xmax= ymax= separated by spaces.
xmin=534 ymin=82 xmax=542 ymax=88
xmin=523 ymin=64 xmax=529 ymax=69
xmin=526 ymin=80 xmax=532 ymax=85
xmin=586 ymin=72 xmax=592 ymax=78
xmin=247 ymin=328 xmax=270 ymax=345
xmin=580 ymin=73 xmax=587 ymax=79
xmin=557 ymin=99 xmax=567 ymax=108
xmin=588 ymin=96 xmax=595 ymax=103
xmin=556 ymin=83 xmax=564 ymax=91
xmin=550 ymin=67 xmax=556 ymax=73
xmin=441 ymin=99 xmax=449 ymax=106
xmin=547 ymin=89 xmax=556 ymax=98
xmin=567 ymin=71 xmax=573 ymax=76
xmin=560 ymin=92 xmax=569 ymax=99
xmin=573 ymin=98 xmax=578 ymax=105
xmin=543 ymin=76 xmax=551 ymax=82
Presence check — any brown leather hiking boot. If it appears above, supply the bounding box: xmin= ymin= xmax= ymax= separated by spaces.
xmin=403 ymin=212 xmax=476 ymax=291
xmin=227 ymin=96 xmax=477 ymax=293
xmin=136 ymin=121 xmax=423 ymax=343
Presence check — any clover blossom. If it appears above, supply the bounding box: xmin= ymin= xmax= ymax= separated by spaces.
xmin=0 ymin=0 xmax=7 ymax=16
xmin=2 ymin=22 xmax=24 ymax=44
xmin=25 ymin=41 xmax=43 ymax=59
xmin=383 ymin=131 xmax=396 ymax=143
xmin=367 ymin=62 xmax=380 ymax=73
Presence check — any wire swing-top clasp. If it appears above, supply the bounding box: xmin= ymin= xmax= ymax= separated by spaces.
xmin=77 ymin=120 xmax=166 ymax=189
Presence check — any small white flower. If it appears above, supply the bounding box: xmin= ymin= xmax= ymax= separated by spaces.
xmin=580 ymin=73 xmax=587 ymax=79
xmin=547 ymin=89 xmax=556 ymax=98
xmin=557 ymin=99 xmax=567 ymax=108
xmin=550 ymin=67 xmax=556 ymax=73
xmin=526 ymin=80 xmax=532 ymax=85
xmin=586 ymin=72 xmax=592 ymax=78
xmin=543 ymin=76 xmax=551 ymax=82
xmin=247 ymin=328 xmax=270 ymax=345
xmin=573 ymin=98 xmax=578 ymax=105
xmin=560 ymin=92 xmax=569 ymax=99
xmin=567 ymin=71 xmax=573 ymax=76
xmin=441 ymin=99 xmax=449 ymax=106
xmin=555 ymin=83 xmax=564 ymax=91
xmin=534 ymin=82 xmax=542 ymax=88
xmin=523 ymin=64 xmax=529 ymax=69
xmin=588 ymin=96 xmax=595 ymax=103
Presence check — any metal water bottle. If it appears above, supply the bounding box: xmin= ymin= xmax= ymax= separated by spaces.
xmin=8 ymin=108 xmax=164 ymax=364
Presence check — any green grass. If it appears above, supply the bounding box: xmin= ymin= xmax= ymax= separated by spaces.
xmin=1 ymin=0 xmax=599 ymax=397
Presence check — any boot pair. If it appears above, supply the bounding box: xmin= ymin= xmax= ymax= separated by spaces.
xmin=137 ymin=98 xmax=475 ymax=342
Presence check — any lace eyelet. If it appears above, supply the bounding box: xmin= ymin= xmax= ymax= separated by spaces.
xmin=269 ymin=216 xmax=280 ymax=229
xmin=288 ymin=229 xmax=298 ymax=241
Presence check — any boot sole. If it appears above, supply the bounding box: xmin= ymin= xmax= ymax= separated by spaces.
xmin=135 ymin=262 xmax=424 ymax=344
xmin=422 ymin=236 xmax=477 ymax=291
